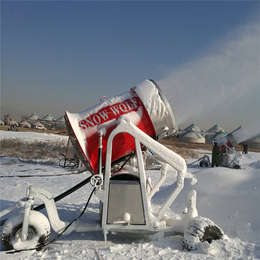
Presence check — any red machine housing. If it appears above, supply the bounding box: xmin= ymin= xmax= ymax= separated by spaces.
xmin=65 ymin=79 xmax=176 ymax=174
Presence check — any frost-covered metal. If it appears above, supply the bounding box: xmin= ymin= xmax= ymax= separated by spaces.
xmin=65 ymin=79 xmax=177 ymax=174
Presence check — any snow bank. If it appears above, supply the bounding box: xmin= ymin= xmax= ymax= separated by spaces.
xmin=0 ymin=130 xmax=68 ymax=142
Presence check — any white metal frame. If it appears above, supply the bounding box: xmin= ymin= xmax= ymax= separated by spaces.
xmin=1 ymin=115 xmax=199 ymax=242
xmin=95 ymin=116 xmax=198 ymax=240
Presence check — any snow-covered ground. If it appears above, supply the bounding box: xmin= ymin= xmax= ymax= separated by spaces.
xmin=0 ymin=130 xmax=68 ymax=142
xmin=0 ymin=131 xmax=259 ymax=259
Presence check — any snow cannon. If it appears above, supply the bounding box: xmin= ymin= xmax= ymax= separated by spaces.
xmin=213 ymin=126 xmax=243 ymax=169
xmin=0 ymin=79 xmax=224 ymax=253
xmin=65 ymin=79 xmax=176 ymax=174
xmin=214 ymin=126 xmax=243 ymax=151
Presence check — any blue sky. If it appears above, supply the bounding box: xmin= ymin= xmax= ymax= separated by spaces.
xmin=1 ymin=1 xmax=260 ymax=133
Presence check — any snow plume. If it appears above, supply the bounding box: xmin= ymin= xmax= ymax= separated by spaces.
xmin=157 ymin=18 xmax=260 ymax=132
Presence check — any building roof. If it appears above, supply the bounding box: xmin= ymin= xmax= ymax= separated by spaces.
xmin=206 ymin=124 xmax=225 ymax=133
xmin=183 ymin=123 xmax=202 ymax=133
xmin=28 ymin=113 xmax=41 ymax=120
xmin=179 ymin=129 xmax=205 ymax=143
xmin=42 ymin=114 xmax=55 ymax=121
xmin=210 ymin=130 xmax=227 ymax=140
xmin=33 ymin=120 xmax=44 ymax=126
xmin=19 ymin=120 xmax=31 ymax=128
xmin=8 ymin=120 xmax=18 ymax=126
xmin=57 ymin=115 xmax=65 ymax=122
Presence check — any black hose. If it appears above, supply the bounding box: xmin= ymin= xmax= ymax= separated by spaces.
xmin=1 ymin=154 xmax=131 ymax=226
xmin=187 ymin=156 xmax=205 ymax=166
xmin=35 ymin=187 xmax=96 ymax=251
xmin=34 ymin=175 xmax=92 ymax=211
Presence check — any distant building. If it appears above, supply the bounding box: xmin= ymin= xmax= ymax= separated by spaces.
xmin=206 ymin=124 xmax=225 ymax=134
xmin=3 ymin=114 xmax=18 ymax=126
xmin=182 ymin=123 xmax=202 ymax=133
xmin=42 ymin=114 xmax=56 ymax=121
xmin=179 ymin=129 xmax=205 ymax=143
xmin=19 ymin=116 xmax=31 ymax=128
xmin=54 ymin=115 xmax=66 ymax=128
xmin=3 ymin=112 xmax=66 ymax=129
xmin=205 ymin=124 xmax=226 ymax=142
xmin=27 ymin=113 xmax=41 ymax=121
xmin=19 ymin=121 xmax=31 ymax=128
xmin=32 ymin=120 xmax=46 ymax=130
xmin=206 ymin=130 xmax=227 ymax=144
xmin=57 ymin=115 xmax=65 ymax=122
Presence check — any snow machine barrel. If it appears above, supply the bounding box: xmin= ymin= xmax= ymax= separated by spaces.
xmin=65 ymin=79 xmax=177 ymax=174
xmin=214 ymin=126 xmax=243 ymax=152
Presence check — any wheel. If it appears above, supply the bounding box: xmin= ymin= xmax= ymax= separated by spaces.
xmin=199 ymin=156 xmax=210 ymax=167
xmin=1 ymin=210 xmax=50 ymax=251
xmin=199 ymin=160 xmax=209 ymax=167
xmin=183 ymin=216 xmax=223 ymax=251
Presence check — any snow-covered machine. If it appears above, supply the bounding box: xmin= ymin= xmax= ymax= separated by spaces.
xmin=199 ymin=127 xmax=243 ymax=169
xmin=0 ymin=79 xmax=223 ymax=252
xmin=214 ymin=126 xmax=243 ymax=169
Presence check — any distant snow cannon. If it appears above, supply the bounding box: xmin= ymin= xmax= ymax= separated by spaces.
xmin=65 ymin=79 xmax=176 ymax=174
xmin=213 ymin=126 xmax=244 ymax=169
xmin=215 ymin=126 xmax=242 ymax=149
